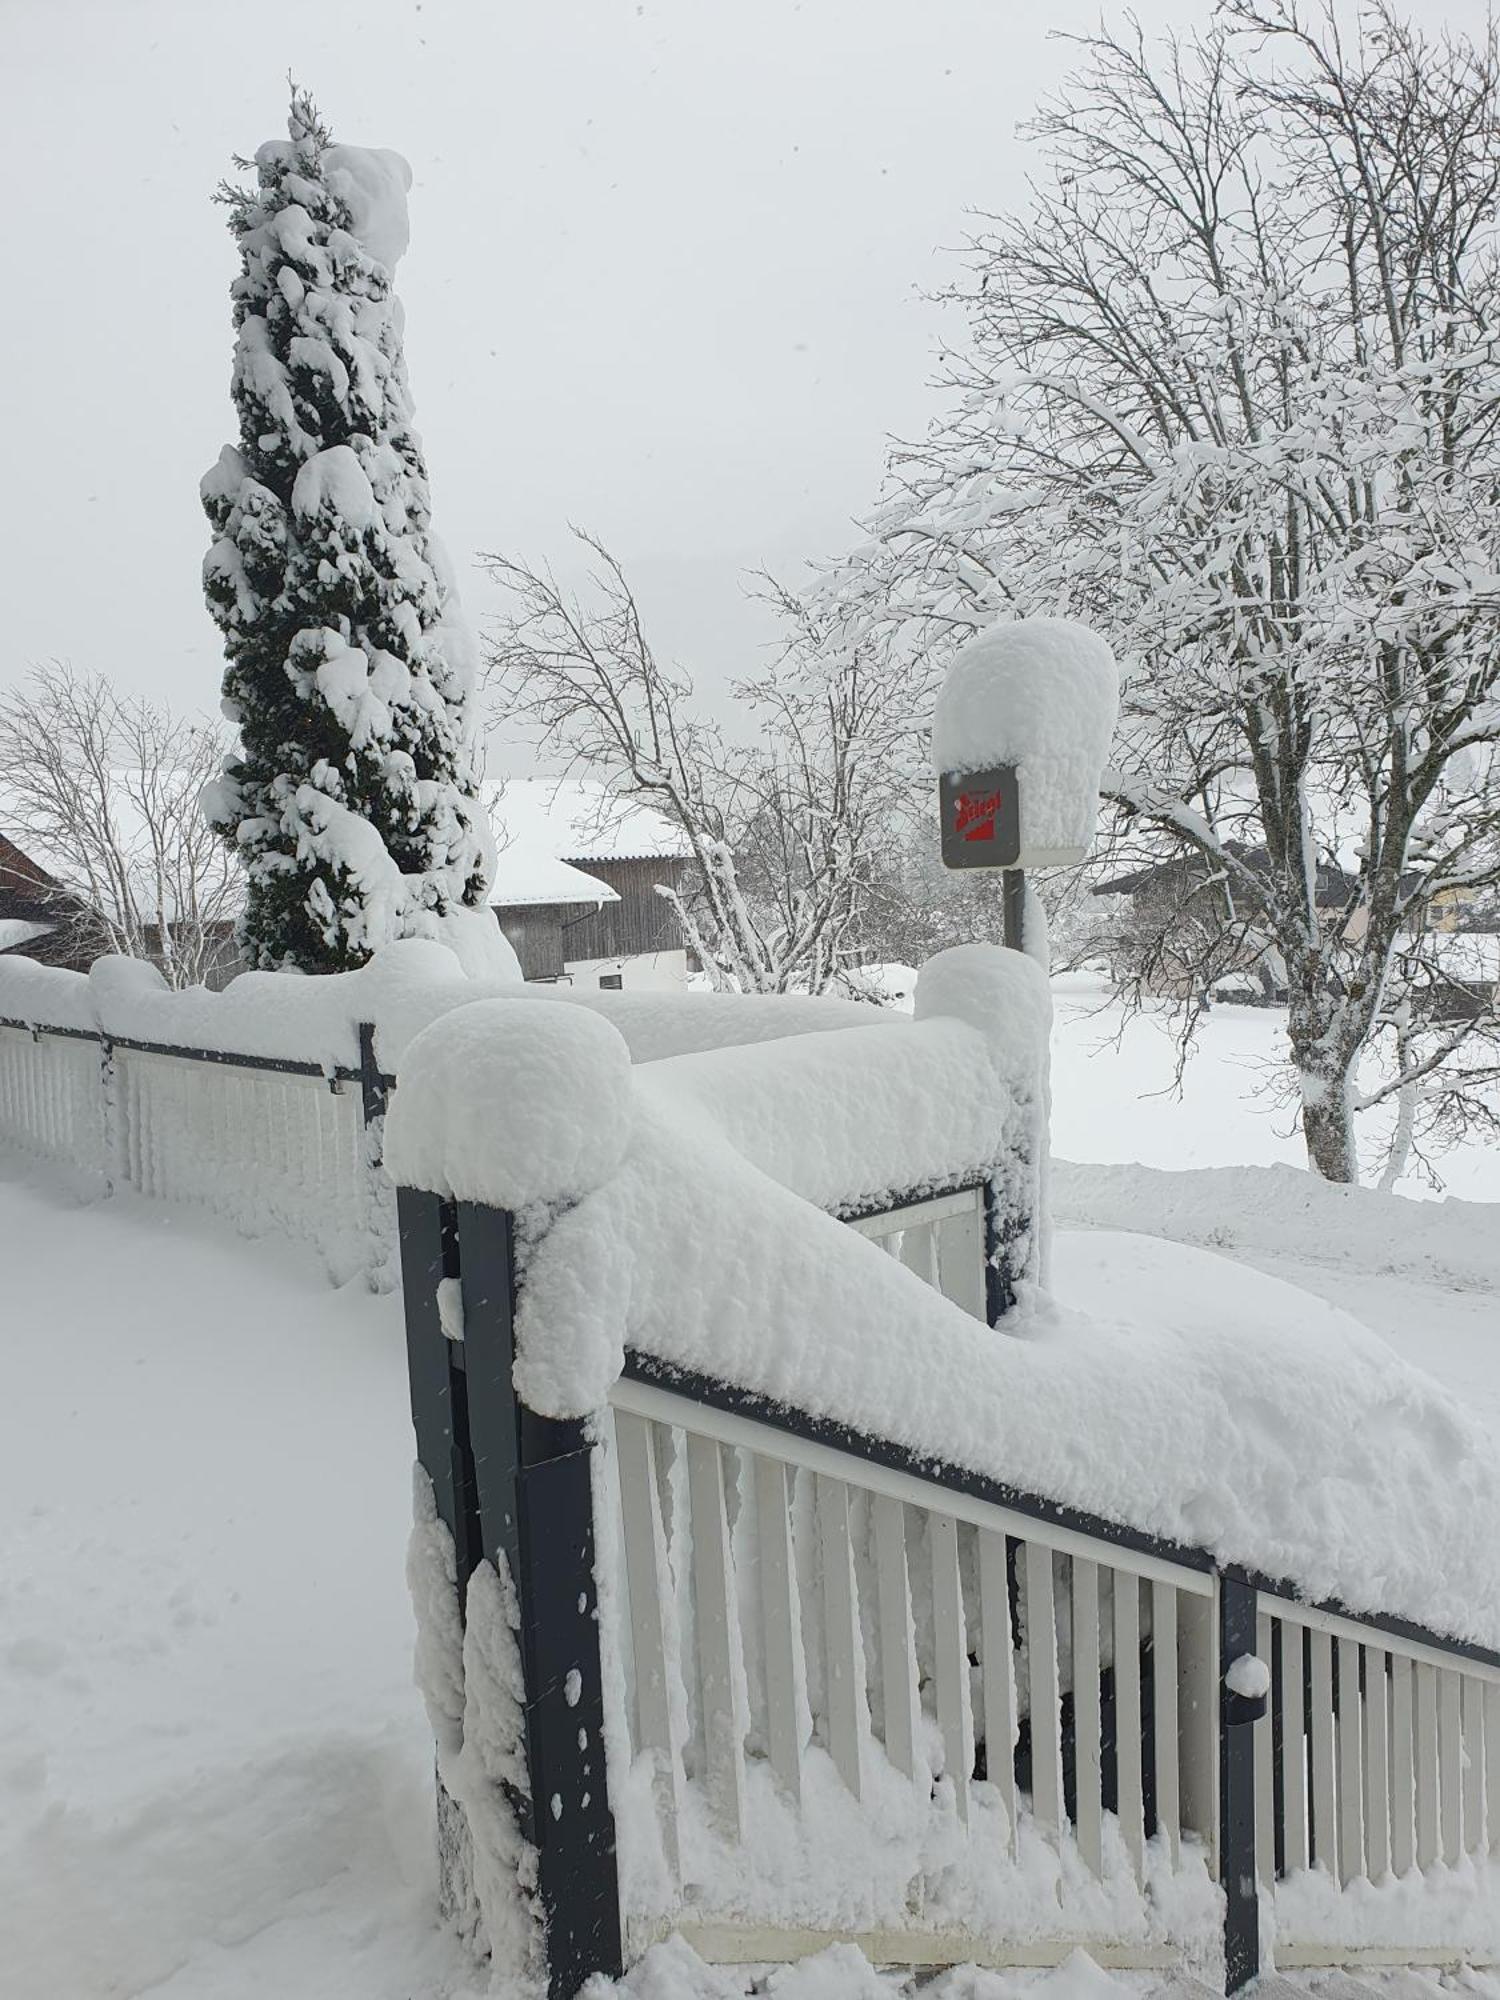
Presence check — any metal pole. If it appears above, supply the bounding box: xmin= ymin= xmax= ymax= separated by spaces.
xmin=1002 ymin=868 xmax=1027 ymax=954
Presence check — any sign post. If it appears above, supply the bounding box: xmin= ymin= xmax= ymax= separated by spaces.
xmin=930 ymin=619 xmax=1120 ymax=1317
xmin=935 ymin=763 xmax=1030 ymax=951
xmin=931 ymin=620 xmax=1119 ymax=956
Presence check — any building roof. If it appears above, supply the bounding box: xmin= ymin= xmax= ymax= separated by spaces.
xmin=488 ymin=849 xmax=620 ymax=912
xmin=483 ymin=777 xmax=691 ymax=867
xmin=1095 ymin=842 xmax=1373 ymax=908
xmin=0 ymin=918 xmax=53 ymax=954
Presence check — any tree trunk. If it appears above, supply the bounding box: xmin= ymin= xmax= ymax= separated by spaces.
xmin=1298 ymin=1071 xmax=1359 ymax=1182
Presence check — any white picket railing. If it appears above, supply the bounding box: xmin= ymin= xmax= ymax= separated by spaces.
xmin=0 ymin=1023 xmax=110 ymax=1180
xmin=0 ymin=1015 xmax=996 ymax=1312
xmin=845 ymin=1184 xmax=988 ymax=1322
xmin=1256 ymin=1593 xmax=1500 ymax=1963
xmin=605 ymin=1368 xmax=1217 ymax=1965
xmin=0 ymin=1019 xmax=376 ymax=1282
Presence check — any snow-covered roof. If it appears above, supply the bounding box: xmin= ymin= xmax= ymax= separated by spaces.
xmin=0 ymin=918 xmax=53 ymax=953
xmin=483 ymin=777 xmax=691 ymax=866
xmin=489 ymin=849 xmax=620 ymax=912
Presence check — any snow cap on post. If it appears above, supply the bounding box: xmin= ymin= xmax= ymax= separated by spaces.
xmin=932 ymin=618 xmax=1119 ymax=865
xmin=384 ymin=1000 xmax=633 ymax=1208
xmin=915 ymin=942 xmax=1052 ymax=1077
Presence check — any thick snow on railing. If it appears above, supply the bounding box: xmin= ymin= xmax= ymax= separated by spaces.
xmin=385 ymin=952 xmax=1500 ymax=1655
xmin=0 ymin=943 xmax=889 ymax=1284
xmin=0 ymin=941 xmax=884 ymax=1076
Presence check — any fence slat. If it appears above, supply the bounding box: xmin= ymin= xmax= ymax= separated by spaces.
xmin=1310 ymin=1628 xmax=1337 ymax=1878
xmin=930 ymin=1511 xmax=973 ymax=1822
xmin=1462 ymin=1675 xmax=1486 ymax=1856
xmin=1439 ymin=1668 xmax=1463 ymax=1865
xmin=1152 ymin=1580 xmax=1181 ymax=1864
xmin=686 ymin=1434 xmax=746 ymax=1839
xmin=817 ymin=1472 xmax=864 ymax=1800
xmin=980 ymin=1528 xmax=1019 ymax=1854
xmin=899 ymin=1222 xmax=939 ymax=1288
xmin=1364 ymin=1646 xmax=1391 ymax=1883
xmin=1415 ymin=1661 xmax=1439 ymax=1871
xmin=1488 ymin=1681 xmax=1500 ymax=1855
xmin=1115 ymin=1571 xmax=1144 ymax=1881
xmin=1281 ymin=1619 xmax=1308 ymax=1875
xmin=873 ymin=1494 xmax=920 ymax=1784
xmin=935 ymin=1198 xmax=986 ymax=1321
xmin=756 ymin=1453 xmax=805 ymax=1804
xmin=1072 ymin=1557 xmax=1103 ymax=1876
xmin=1390 ymin=1653 xmax=1415 ymax=1878
xmin=1255 ymin=1607 xmax=1275 ymax=1888
xmin=1336 ymin=1636 xmax=1364 ymax=1885
xmin=615 ymin=1411 xmax=685 ymax=1874
xmin=1026 ymin=1542 xmax=1064 ymax=1841
xmin=1178 ymin=1589 xmax=1217 ymax=1871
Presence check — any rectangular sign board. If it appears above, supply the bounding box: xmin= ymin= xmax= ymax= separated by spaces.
xmin=939 ymin=765 xmax=1021 ymax=870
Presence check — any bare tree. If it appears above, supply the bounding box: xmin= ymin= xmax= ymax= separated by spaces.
xmin=819 ymin=2 xmax=1500 ymax=1180
xmin=0 ymin=664 xmax=240 ymax=987
xmin=482 ymin=534 xmax=916 ymax=994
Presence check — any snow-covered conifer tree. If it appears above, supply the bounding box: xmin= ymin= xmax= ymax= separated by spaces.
xmin=201 ymin=91 xmax=492 ymax=972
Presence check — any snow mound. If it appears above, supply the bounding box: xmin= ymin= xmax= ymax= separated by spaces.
xmin=1053 ymin=1158 xmax=1500 ymax=1295
xmin=642 ymin=947 xmax=1049 ymax=1215
xmin=931 ymin=619 xmax=1118 ymax=859
xmin=384 ymin=998 xmax=634 ymax=1208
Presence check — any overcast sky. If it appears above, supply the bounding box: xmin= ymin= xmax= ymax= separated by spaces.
xmin=5 ymin=0 xmax=1493 ymax=771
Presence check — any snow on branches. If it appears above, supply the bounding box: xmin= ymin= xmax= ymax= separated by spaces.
xmin=202 ymin=91 xmax=491 ymax=973
xmin=816 ymin=4 xmax=1500 ymax=1181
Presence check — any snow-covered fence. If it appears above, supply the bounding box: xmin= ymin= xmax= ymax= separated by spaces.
xmin=605 ymin=1357 xmax=1220 ymax=1963
xmin=0 ymin=1018 xmax=110 ymax=1181
xmin=385 ymin=974 xmax=1500 ymax=2000
xmin=1254 ymin=1592 xmax=1500 ymax=1960
xmin=0 ymin=942 xmax=1033 ymax=1308
xmin=0 ymin=1001 xmax=384 ymax=1283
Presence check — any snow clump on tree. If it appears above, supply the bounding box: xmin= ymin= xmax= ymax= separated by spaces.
xmin=201 ymin=90 xmax=493 ymax=972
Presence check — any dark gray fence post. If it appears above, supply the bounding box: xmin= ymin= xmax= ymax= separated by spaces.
xmin=398 ymin=1185 xmax=480 ymax=1591
xmin=984 ymin=1180 xmax=1018 ymax=1323
xmin=1219 ymin=1573 xmax=1261 ymax=1992
xmin=357 ymin=1019 xmax=387 ymax=1127
xmin=398 ymin=1179 xmax=622 ymax=1999
xmin=453 ymin=1198 xmax=622 ymax=2000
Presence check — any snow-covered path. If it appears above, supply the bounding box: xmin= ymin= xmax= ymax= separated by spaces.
xmin=0 ymin=1163 xmax=477 ymax=2000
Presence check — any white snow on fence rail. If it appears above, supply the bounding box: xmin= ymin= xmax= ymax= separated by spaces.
xmin=0 ymin=941 xmax=889 ymax=1285
xmin=384 ymin=953 xmax=1500 ymax=1656
xmin=0 ymin=940 xmax=885 ymax=1076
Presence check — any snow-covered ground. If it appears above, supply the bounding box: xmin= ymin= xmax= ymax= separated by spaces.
xmin=2 ymin=986 xmax=1497 ymax=1998
xmin=1050 ymin=982 xmax=1500 ymax=1430
xmin=0 ymin=1169 xmax=477 ymax=2000
xmin=1049 ymin=977 xmax=1500 ymax=1206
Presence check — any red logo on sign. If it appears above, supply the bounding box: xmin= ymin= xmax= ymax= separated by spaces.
xmin=954 ymin=790 xmax=1002 ymax=842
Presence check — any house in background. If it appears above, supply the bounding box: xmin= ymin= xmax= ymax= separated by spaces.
xmin=484 ymin=778 xmax=693 ymax=989
xmin=0 ymin=785 xmax=242 ymax=987
xmin=1096 ymin=843 xmax=1500 ymax=1015
xmin=0 ymin=828 xmax=87 ymax=970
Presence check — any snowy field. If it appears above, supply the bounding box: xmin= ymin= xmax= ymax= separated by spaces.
xmin=2 ymin=991 xmax=1497 ymax=1999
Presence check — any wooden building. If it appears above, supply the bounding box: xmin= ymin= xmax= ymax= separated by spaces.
xmin=484 ymin=779 xmax=693 ymax=989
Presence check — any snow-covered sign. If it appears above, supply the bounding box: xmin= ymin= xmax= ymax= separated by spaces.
xmin=931 ymin=618 xmax=1119 ymax=869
